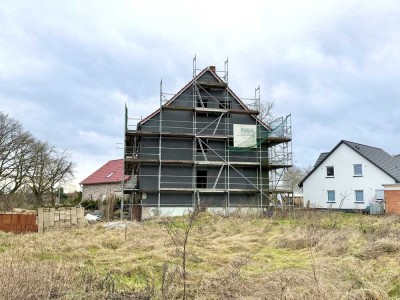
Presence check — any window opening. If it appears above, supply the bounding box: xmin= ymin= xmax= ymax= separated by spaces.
xmin=196 ymin=170 xmax=207 ymax=188
xmin=326 ymin=166 xmax=334 ymax=177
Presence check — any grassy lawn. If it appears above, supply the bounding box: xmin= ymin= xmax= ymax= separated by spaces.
xmin=0 ymin=211 xmax=400 ymax=299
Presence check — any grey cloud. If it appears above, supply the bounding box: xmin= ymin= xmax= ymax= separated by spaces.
xmin=1 ymin=0 xmax=400 ymax=187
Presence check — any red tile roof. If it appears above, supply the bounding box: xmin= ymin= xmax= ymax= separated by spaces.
xmin=80 ymin=159 xmax=130 ymax=185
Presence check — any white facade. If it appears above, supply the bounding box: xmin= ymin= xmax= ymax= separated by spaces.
xmin=303 ymin=143 xmax=396 ymax=209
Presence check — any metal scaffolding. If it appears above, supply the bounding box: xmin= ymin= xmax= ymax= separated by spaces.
xmin=122 ymin=58 xmax=293 ymax=218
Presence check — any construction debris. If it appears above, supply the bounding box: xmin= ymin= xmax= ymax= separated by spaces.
xmin=84 ymin=214 xmax=100 ymax=222
xmin=103 ymin=221 xmax=138 ymax=230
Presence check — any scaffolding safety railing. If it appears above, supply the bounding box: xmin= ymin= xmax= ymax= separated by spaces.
xmin=123 ymin=57 xmax=294 ymax=212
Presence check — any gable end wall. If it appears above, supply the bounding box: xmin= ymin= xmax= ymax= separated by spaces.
xmin=303 ymin=143 xmax=395 ymax=209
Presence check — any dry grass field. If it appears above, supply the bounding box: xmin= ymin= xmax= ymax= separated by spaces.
xmin=1 ymin=210 xmax=400 ymax=299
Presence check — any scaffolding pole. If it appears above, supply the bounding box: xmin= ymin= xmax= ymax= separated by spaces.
xmin=158 ymin=79 xmax=162 ymax=210
xmin=255 ymin=86 xmax=262 ymax=209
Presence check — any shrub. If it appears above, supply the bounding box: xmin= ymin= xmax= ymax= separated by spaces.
xmin=81 ymin=200 xmax=99 ymax=210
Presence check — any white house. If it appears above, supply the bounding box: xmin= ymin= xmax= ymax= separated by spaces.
xmin=299 ymin=140 xmax=400 ymax=210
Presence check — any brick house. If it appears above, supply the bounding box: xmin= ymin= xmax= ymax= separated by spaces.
xmin=80 ymin=159 xmax=130 ymax=201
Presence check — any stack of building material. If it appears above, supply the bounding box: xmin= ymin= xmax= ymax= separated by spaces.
xmin=37 ymin=207 xmax=85 ymax=233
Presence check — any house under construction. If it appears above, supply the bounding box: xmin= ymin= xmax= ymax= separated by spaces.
xmin=123 ymin=59 xmax=292 ymax=217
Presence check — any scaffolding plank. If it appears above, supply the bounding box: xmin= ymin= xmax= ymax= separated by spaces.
xmin=196 ymin=161 xmax=225 ymax=166
xmin=228 ymin=109 xmax=259 ymax=115
xmin=126 ymin=131 xmax=193 ymax=138
xmin=124 ymin=158 xmax=195 ymax=165
xmin=142 ymin=188 xmax=293 ymax=193
xmin=194 ymin=107 xmax=259 ymax=115
xmin=161 ymin=106 xmax=259 ymax=115
xmin=197 ymin=81 xmax=228 ymax=88
xmin=196 ymin=107 xmax=225 ymax=113
xmin=162 ymin=106 xmax=194 ymax=111
xmin=197 ymin=134 xmax=227 ymax=139
xmin=125 ymin=158 xmax=264 ymax=166
xmin=267 ymin=164 xmax=292 ymax=170
xmin=127 ymin=131 xmax=229 ymax=140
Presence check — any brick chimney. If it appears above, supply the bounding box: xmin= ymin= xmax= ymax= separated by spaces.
xmin=209 ymin=66 xmax=216 ymax=73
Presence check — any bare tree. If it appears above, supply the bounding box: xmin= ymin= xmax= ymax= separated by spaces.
xmin=0 ymin=111 xmax=76 ymax=207
xmin=258 ymin=100 xmax=275 ymax=124
xmin=164 ymin=205 xmax=201 ymax=300
xmin=0 ymin=112 xmax=35 ymax=194
xmin=283 ymin=165 xmax=312 ymax=194
xmin=26 ymin=141 xmax=75 ymax=206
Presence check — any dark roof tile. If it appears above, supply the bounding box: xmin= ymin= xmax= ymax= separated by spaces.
xmin=343 ymin=140 xmax=400 ymax=182
xmin=314 ymin=152 xmax=329 ymax=167
xmin=299 ymin=140 xmax=400 ymax=187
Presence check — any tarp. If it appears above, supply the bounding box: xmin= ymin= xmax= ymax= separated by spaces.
xmin=233 ymin=124 xmax=257 ymax=148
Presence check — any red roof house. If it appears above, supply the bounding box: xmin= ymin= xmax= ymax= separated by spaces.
xmin=80 ymin=159 xmax=130 ymax=201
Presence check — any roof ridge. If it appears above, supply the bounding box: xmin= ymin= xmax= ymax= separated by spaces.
xmin=343 ymin=140 xmax=383 ymax=151
xmin=299 ymin=140 xmax=400 ymax=187
xmin=137 ymin=65 xmax=270 ymax=130
xmin=108 ymin=158 xmax=124 ymax=162
xmin=343 ymin=140 xmax=400 ymax=182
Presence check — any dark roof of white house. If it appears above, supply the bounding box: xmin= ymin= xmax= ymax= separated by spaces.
xmin=314 ymin=152 xmax=329 ymax=167
xmin=299 ymin=140 xmax=400 ymax=187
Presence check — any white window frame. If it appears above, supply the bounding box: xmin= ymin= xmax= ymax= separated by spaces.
xmin=326 ymin=166 xmax=334 ymax=177
xmin=353 ymin=164 xmax=363 ymax=177
xmin=327 ymin=190 xmax=335 ymax=202
xmin=355 ymin=190 xmax=364 ymax=202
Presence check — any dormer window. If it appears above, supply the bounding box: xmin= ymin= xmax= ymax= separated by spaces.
xmin=326 ymin=166 xmax=334 ymax=177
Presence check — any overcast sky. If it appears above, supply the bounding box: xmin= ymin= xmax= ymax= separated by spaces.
xmin=1 ymin=0 xmax=399 ymax=190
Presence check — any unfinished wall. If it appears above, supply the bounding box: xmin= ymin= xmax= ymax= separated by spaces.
xmin=125 ymin=67 xmax=292 ymax=210
xmin=37 ymin=207 xmax=85 ymax=233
